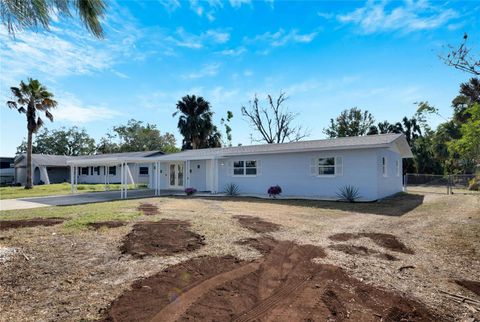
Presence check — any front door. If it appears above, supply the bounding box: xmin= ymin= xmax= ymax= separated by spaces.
xmin=168 ymin=162 xmax=184 ymax=189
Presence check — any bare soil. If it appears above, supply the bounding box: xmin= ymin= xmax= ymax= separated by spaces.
xmin=120 ymin=219 xmax=205 ymax=258
xmin=233 ymin=215 xmax=281 ymax=233
xmin=0 ymin=193 xmax=478 ymax=321
xmin=87 ymin=221 xmax=127 ymax=230
xmin=455 ymin=280 xmax=480 ymax=297
xmin=329 ymin=232 xmax=414 ymax=254
xmin=137 ymin=203 xmax=159 ymax=216
xmin=0 ymin=218 xmax=64 ymax=231
xmin=103 ymin=237 xmax=437 ymax=322
xmin=329 ymin=244 xmax=399 ymax=261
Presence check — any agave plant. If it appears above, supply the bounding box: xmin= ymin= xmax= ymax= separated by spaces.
xmin=336 ymin=185 xmax=361 ymax=203
xmin=224 ymin=183 xmax=240 ymax=196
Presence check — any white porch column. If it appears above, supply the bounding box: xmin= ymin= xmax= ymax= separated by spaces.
xmin=120 ymin=162 xmax=124 ymax=199
xmin=70 ymin=166 xmax=74 ymax=193
xmin=124 ymin=162 xmax=128 ymax=199
xmin=214 ymin=158 xmax=219 ymax=194
xmin=186 ymin=160 xmax=190 ymax=188
xmin=158 ymin=162 xmax=161 ymax=196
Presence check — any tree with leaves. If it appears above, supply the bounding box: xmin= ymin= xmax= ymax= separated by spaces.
xmin=242 ymin=92 xmax=308 ymax=144
xmin=173 ymin=95 xmax=221 ymax=150
xmin=367 ymin=120 xmax=403 ymax=135
xmin=221 ymin=110 xmax=233 ymax=147
xmin=17 ymin=126 xmax=96 ymax=156
xmin=97 ymin=119 xmax=178 ymax=153
xmin=6 ymin=79 xmax=57 ymax=189
xmin=0 ymin=0 xmax=106 ymax=38
xmin=324 ymin=107 xmax=375 ymax=138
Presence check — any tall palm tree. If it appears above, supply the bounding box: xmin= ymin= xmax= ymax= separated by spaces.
xmin=173 ymin=95 xmax=219 ymax=150
xmin=0 ymin=0 xmax=106 ymax=38
xmin=7 ymin=79 xmax=57 ymax=189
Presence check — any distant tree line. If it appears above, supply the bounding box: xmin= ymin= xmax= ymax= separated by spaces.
xmin=323 ymin=77 xmax=480 ymax=175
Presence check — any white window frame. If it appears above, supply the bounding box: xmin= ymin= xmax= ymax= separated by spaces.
xmin=382 ymin=157 xmax=387 ymax=177
xmin=232 ymin=160 xmax=257 ymax=177
xmin=312 ymin=156 xmax=343 ymax=177
xmin=139 ymin=166 xmax=149 ymax=176
xmin=80 ymin=167 xmax=89 ymax=175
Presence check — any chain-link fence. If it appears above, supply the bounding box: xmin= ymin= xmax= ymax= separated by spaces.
xmin=404 ymin=173 xmax=479 ymax=195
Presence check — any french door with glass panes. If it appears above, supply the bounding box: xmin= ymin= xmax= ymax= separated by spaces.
xmin=168 ymin=162 xmax=184 ymax=189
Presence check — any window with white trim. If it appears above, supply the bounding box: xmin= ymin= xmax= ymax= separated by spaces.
xmin=93 ymin=166 xmax=100 ymax=175
xmin=311 ymin=156 xmax=343 ymax=176
xmin=382 ymin=157 xmax=387 ymax=177
xmin=233 ymin=160 xmax=257 ymax=176
xmin=396 ymin=160 xmax=400 ymax=176
xmin=109 ymin=166 xmax=116 ymax=175
xmin=139 ymin=166 xmax=149 ymax=175
xmin=81 ymin=167 xmax=89 ymax=175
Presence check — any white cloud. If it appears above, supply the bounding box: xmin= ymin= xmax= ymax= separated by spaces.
xmin=229 ymin=0 xmax=251 ymax=8
xmin=53 ymin=93 xmax=121 ymax=123
xmin=159 ymin=0 xmax=181 ymax=12
xmin=181 ymin=63 xmax=221 ymax=79
xmin=248 ymin=28 xmax=318 ymax=47
xmin=317 ymin=12 xmax=334 ymax=19
xmin=243 ymin=70 xmax=253 ymax=77
xmin=167 ymin=28 xmax=230 ymax=49
xmin=218 ymin=46 xmax=246 ymax=56
xmin=337 ymin=0 xmax=458 ymax=34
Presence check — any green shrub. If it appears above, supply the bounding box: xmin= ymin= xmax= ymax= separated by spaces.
xmin=468 ymin=179 xmax=479 ymax=191
xmin=224 ymin=183 xmax=240 ymax=196
xmin=336 ymin=185 xmax=361 ymax=203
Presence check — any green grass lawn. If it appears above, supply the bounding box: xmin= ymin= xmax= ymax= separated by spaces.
xmin=0 ymin=198 xmax=143 ymax=230
xmin=0 ymin=182 xmax=148 ymax=200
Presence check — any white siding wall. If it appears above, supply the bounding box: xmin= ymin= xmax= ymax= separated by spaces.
xmin=76 ymin=164 xmax=151 ymax=184
xmin=376 ymin=148 xmax=403 ymax=199
xmin=217 ymin=149 xmax=384 ymax=201
xmin=188 ymin=160 xmax=207 ymax=191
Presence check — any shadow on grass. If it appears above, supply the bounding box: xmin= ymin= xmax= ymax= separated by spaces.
xmin=172 ymin=193 xmax=425 ymax=217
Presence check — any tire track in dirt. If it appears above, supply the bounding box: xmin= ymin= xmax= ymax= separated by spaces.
xmin=150 ymin=261 xmax=263 ymax=322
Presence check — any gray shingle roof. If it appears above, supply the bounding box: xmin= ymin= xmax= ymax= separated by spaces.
xmin=14 ymin=151 xmax=163 ymax=167
xmin=151 ymin=133 xmax=411 ymax=160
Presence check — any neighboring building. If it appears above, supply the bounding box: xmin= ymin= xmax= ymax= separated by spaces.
xmin=0 ymin=157 xmax=15 ymax=185
xmin=13 ymin=151 xmax=163 ymax=185
xmin=68 ymin=134 xmax=413 ymax=201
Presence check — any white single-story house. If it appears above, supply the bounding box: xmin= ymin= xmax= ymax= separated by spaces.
xmin=67 ymin=133 xmax=413 ymax=201
xmin=13 ymin=151 xmax=164 ymax=185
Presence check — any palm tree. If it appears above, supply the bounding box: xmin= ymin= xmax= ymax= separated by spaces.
xmin=401 ymin=117 xmax=422 ymax=146
xmin=7 ymin=79 xmax=57 ymax=189
xmin=173 ymin=95 xmax=220 ymax=150
xmin=0 ymin=0 xmax=106 ymax=38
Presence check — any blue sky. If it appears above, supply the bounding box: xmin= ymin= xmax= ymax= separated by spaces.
xmin=0 ymin=0 xmax=478 ymax=155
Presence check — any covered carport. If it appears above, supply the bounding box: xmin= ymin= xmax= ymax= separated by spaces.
xmin=67 ymin=157 xmax=163 ymax=199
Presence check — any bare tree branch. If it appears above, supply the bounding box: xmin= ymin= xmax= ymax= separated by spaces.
xmin=241 ymin=92 xmax=310 ymax=144
xmin=439 ymin=33 xmax=480 ymax=76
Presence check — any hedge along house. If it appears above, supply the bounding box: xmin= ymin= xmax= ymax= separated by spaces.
xmin=68 ymin=133 xmax=413 ymax=201
xmin=13 ymin=151 xmax=163 ymax=186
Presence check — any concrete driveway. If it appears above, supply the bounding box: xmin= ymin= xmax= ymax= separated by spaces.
xmin=0 ymin=189 xmax=157 ymax=211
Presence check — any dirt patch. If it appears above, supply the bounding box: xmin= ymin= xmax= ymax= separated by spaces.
xmin=101 ymin=256 xmax=244 ymax=322
xmin=0 ymin=218 xmax=64 ymax=231
xmin=233 ymin=215 xmax=281 ymax=233
xmin=104 ymin=238 xmax=437 ymax=322
xmin=87 ymin=221 xmax=127 ymax=230
xmin=329 ymin=232 xmax=414 ymax=254
xmin=137 ymin=203 xmax=159 ymax=216
xmin=120 ymin=219 xmax=205 ymax=258
xmin=455 ymin=280 xmax=480 ymax=297
xmin=329 ymin=244 xmax=399 ymax=261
